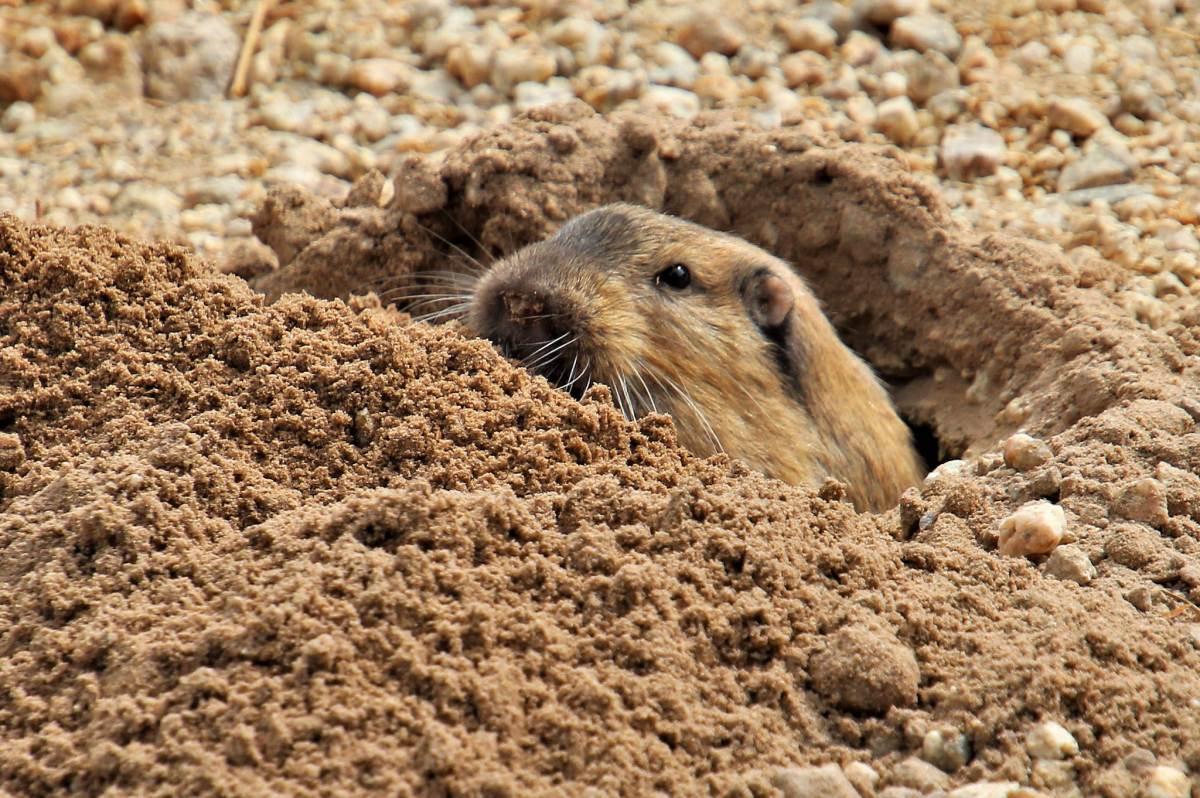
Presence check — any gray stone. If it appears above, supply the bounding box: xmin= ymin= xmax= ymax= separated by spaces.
xmin=891 ymin=756 xmax=951 ymax=792
xmin=772 ymin=764 xmax=860 ymax=798
xmin=1057 ymin=146 xmax=1137 ymax=192
xmin=113 ymin=183 xmax=183 ymax=220
xmin=941 ymin=123 xmax=1006 ymax=179
xmin=891 ymin=13 xmax=962 ymax=57
xmin=182 ymin=175 xmax=247 ymax=208
xmin=1046 ymin=544 xmax=1099 ymax=583
xmin=1056 ymin=184 xmax=1152 ymax=206
xmin=893 ymin=50 xmax=960 ymax=104
xmin=141 ymin=11 xmax=239 ymax=102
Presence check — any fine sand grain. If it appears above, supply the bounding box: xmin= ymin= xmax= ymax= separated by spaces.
xmin=2 ymin=104 xmax=1200 ymax=796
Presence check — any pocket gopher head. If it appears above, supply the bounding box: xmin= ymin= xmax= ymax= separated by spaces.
xmin=466 ymin=203 xmax=809 ymax=425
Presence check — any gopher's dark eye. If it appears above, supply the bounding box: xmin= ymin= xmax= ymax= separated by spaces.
xmin=655 ymin=263 xmax=691 ymax=290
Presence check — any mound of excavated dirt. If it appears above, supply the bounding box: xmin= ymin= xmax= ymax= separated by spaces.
xmin=3 ymin=104 xmax=1200 ymax=797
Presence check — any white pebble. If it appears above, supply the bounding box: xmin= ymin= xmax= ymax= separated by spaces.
xmin=922 ymin=727 xmax=971 ymax=772
xmin=843 ymin=762 xmax=879 ymax=796
xmin=779 ymin=17 xmax=838 ymax=54
xmin=1064 ymin=40 xmax=1096 ymax=75
xmin=1003 ymin=433 xmax=1053 ymax=471
xmin=891 ymin=14 xmax=962 ymax=57
xmin=513 ymin=78 xmax=574 ymax=110
xmin=1014 ymin=41 xmax=1050 ymax=70
xmin=881 ymin=71 xmax=908 ymax=98
xmin=640 ymin=85 xmax=701 ymax=119
xmin=876 ymin=96 xmax=920 ymax=145
xmin=998 ymin=501 xmax=1066 ymax=557
xmin=841 ymin=30 xmax=882 ymax=66
xmin=1048 ymin=97 xmax=1108 ymax=138
xmin=347 ymin=59 xmax=415 ymax=96
xmin=1144 ymin=765 xmax=1191 ymax=798
xmin=648 ymin=42 xmax=699 ymax=87
xmin=490 ymin=46 xmax=557 ymax=94
xmin=1025 ymin=721 xmax=1080 ymax=760
xmin=948 ymin=783 xmax=1022 ymax=798
xmin=925 ymin=459 xmax=971 ymax=483
xmin=1 ymin=101 xmax=35 ymax=132
xmin=17 ymin=26 xmax=58 ymax=58
xmin=941 ymin=123 xmax=1006 ymax=180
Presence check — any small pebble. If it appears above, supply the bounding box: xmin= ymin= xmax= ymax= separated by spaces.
xmin=141 ymin=11 xmax=239 ymax=102
xmin=0 ymin=101 xmax=36 ymax=132
xmin=1003 ymin=433 xmax=1053 ymax=471
xmin=640 ymin=85 xmax=702 ymax=119
xmin=1063 ymin=40 xmax=1095 ymax=75
xmin=675 ymin=9 xmax=744 ymax=58
xmin=112 ymin=183 xmax=183 ymax=220
xmin=1043 ymin=544 xmax=1096 ymax=585
xmin=998 ymin=501 xmax=1066 ymax=557
xmin=771 ymin=764 xmax=860 ymax=798
xmin=1025 ymin=721 xmax=1080 ymax=760
xmin=863 ymin=0 xmax=929 ymax=26
xmin=1143 ymin=765 xmax=1191 ymax=798
xmin=922 ymin=727 xmax=971 ymax=772
xmin=841 ymin=30 xmax=882 ymax=66
xmin=891 ymin=757 xmax=951 ymax=792
xmin=894 ymin=50 xmax=960 ymax=104
xmin=880 ymin=71 xmax=908 ymax=98
xmin=491 ymin=46 xmax=557 ymax=94
xmin=779 ymin=17 xmax=838 ymax=54
xmin=926 ymin=459 xmax=971 ymax=482
xmin=948 ymin=783 xmax=1023 ymax=798
xmin=890 ymin=14 xmax=962 ymax=58
xmin=876 ymin=96 xmax=920 ymax=145
xmin=347 ymin=58 xmax=414 ymax=96
xmin=1048 ymin=97 xmax=1109 ymax=138
xmin=941 ymin=123 xmax=1006 ymax=180
xmin=1057 ymin=145 xmax=1138 ymax=193
xmin=879 ymin=789 xmax=923 ymax=798
xmin=843 ymin=762 xmax=880 ymax=796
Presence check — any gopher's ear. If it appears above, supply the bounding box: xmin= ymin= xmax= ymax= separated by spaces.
xmin=741 ymin=268 xmax=795 ymax=337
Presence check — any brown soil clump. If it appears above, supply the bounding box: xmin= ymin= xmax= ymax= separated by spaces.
xmin=3 ymin=105 xmax=1200 ymax=797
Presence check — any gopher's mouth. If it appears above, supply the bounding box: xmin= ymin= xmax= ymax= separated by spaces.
xmin=492 ymin=332 xmax=592 ymax=401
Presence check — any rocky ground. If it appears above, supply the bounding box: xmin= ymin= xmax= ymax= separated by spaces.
xmin=2 ymin=0 xmax=1199 ymax=328
xmin=2 ymin=1 xmax=1200 ymax=797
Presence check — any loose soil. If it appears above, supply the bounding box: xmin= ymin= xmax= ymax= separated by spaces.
xmin=2 ymin=104 xmax=1200 ymax=797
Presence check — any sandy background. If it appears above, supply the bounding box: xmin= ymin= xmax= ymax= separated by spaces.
xmin=3 ymin=1 xmax=1200 ymax=797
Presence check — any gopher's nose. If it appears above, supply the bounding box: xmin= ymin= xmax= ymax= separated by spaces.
xmin=501 ymin=290 xmax=545 ymax=322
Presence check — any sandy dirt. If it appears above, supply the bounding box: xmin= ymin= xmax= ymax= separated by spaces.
xmin=2 ymin=103 xmax=1200 ymax=797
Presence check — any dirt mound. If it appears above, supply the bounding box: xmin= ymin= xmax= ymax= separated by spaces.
xmin=2 ymin=104 xmax=1200 ymax=797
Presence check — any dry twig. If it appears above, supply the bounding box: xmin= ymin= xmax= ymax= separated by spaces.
xmin=228 ymin=0 xmax=274 ymax=99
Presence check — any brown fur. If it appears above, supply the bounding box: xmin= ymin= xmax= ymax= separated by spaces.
xmin=465 ymin=203 xmax=924 ymax=512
